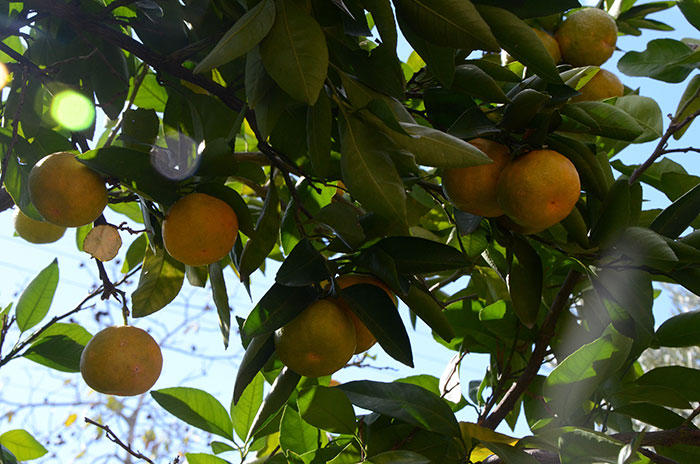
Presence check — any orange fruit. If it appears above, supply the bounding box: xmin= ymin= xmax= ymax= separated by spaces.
xmin=533 ymin=28 xmax=561 ymax=64
xmin=162 ymin=193 xmax=239 ymax=266
xmin=555 ymin=8 xmax=618 ymax=66
xmin=334 ymin=274 xmax=397 ymax=354
xmin=442 ymin=139 xmax=511 ymax=217
xmin=571 ymin=68 xmax=624 ymax=102
xmin=13 ymin=209 xmax=66 ymax=244
xmin=274 ymin=299 xmax=356 ymax=377
xmin=28 ymin=152 xmax=108 ymax=227
xmin=80 ymin=326 xmax=163 ymax=396
xmin=496 ymin=149 xmax=581 ymax=233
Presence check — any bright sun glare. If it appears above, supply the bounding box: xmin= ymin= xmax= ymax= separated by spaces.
xmin=50 ymin=90 xmax=95 ymax=131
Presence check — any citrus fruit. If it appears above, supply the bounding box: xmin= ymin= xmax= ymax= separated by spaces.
xmin=80 ymin=326 xmax=163 ymax=396
xmin=555 ymin=8 xmax=618 ymax=66
xmin=496 ymin=149 xmax=581 ymax=233
xmin=13 ymin=209 xmax=66 ymax=244
xmin=334 ymin=274 xmax=397 ymax=354
xmin=533 ymin=28 xmax=561 ymax=64
xmin=442 ymin=139 xmax=511 ymax=217
xmin=28 ymin=152 xmax=108 ymax=227
xmin=274 ymin=299 xmax=356 ymax=377
xmin=162 ymin=192 xmax=239 ymax=266
xmin=571 ymin=68 xmax=624 ymax=102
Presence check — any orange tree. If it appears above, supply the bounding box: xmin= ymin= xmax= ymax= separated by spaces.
xmin=1 ymin=1 xmax=700 ymax=463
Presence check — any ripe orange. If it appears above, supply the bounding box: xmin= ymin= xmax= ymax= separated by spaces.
xmin=13 ymin=209 xmax=66 ymax=244
xmin=162 ymin=193 xmax=239 ymax=266
xmin=555 ymin=8 xmax=618 ymax=66
xmin=442 ymin=139 xmax=510 ymax=217
xmin=28 ymin=152 xmax=108 ymax=227
xmin=274 ymin=299 xmax=356 ymax=377
xmin=571 ymin=68 xmax=624 ymax=102
xmin=334 ymin=274 xmax=397 ymax=354
xmin=533 ymin=28 xmax=561 ymax=64
xmin=496 ymin=149 xmax=581 ymax=233
xmin=80 ymin=326 xmax=163 ymax=396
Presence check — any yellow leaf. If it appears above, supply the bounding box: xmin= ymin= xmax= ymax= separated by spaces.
xmin=459 ymin=422 xmax=519 ymax=462
xmin=64 ymin=413 xmax=77 ymax=427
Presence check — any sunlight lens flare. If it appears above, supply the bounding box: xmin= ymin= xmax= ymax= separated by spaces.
xmin=50 ymin=90 xmax=95 ymax=131
xmin=0 ymin=63 xmax=9 ymax=90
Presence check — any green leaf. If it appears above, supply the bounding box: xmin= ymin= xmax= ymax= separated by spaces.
xmin=562 ymin=102 xmax=645 ymax=141
xmin=151 ymin=387 xmax=233 ymax=439
xmin=544 ymin=326 xmax=633 ymax=420
xmin=15 ymin=258 xmax=59 ymax=332
xmin=613 ymin=95 xmax=663 ymax=143
xmin=339 ymin=114 xmax=407 ymax=224
xmin=673 ymin=75 xmax=700 ymax=140
xmin=297 ymin=386 xmax=356 ymax=434
xmin=23 ymin=323 xmax=92 ymax=372
xmin=275 ymin=238 xmax=331 ymax=287
xmin=368 ymin=450 xmax=430 ymax=464
xmin=395 ymin=13 xmax=456 ymax=86
xmin=279 ymin=405 xmax=317 ymax=455
xmin=373 ymin=237 xmax=468 ymax=274
xmin=242 ymin=283 xmax=318 ymax=338
xmin=121 ymin=233 xmax=148 ymax=274
xmin=0 ymin=430 xmax=47 ymax=461
xmin=678 ymin=0 xmax=700 ymax=32
xmin=451 ymin=64 xmax=510 ymax=103
xmin=558 ymin=429 xmax=625 ymax=464
xmin=341 ymin=284 xmax=414 ymax=367
xmin=478 ymin=441 xmax=539 ymax=464
xmin=656 ymin=310 xmax=700 ymax=347
xmin=388 ymin=122 xmax=493 ymax=168
xmin=613 ymin=384 xmax=692 ymax=410
xmin=313 ymin=202 xmax=366 ymax=250
xmin=78 ymin=147 xmax=180 ymax=205
xmin=132 ymin=73 xmax=168 ymax=112
xmin=210 ymin=441 xmax=235 ymax=455
xmin=0 ymin=444 xmax=19 ymax=464
xmin=185 ymin=453 xmax=231 ymax=464
xmin=618 ymin=38 xmax=700 ymax=83
xmin=650 ymin=183 xmax=700 ymax=239
xmin=232 ymin=372 xmax=264 ymax=442
xmin=337 ymin=380 xmax=461 ymax=437
xmin=393 ymin=0 xmax=499 ymax=52
xmin=614 ymin=227 xmax=679 ymax=272
xmin=131 ymin=247 xmax=185 ymax=318
xmin=307 ymin=90 xmax=332 ymax=178
xmin=195 ymin=0 xmax=275 ymax=73
xmin=636 ymin=366 xmax=700 ymax=402
xmin=89 ymin=41 xmax=129 ymax=120
xmin=475 ymin=5 xmax=562 ymax=84
xmin=209 ymin=261 xmax=231 ymax=348
xmin=259 ymin=0 xmax=328 ymax=105
xmin=239 ymin=183 xmax=280 ymax=282
xmin=248 ymin=367 xmax=301 ymax=440
xmin=471 ymin=0 xmax=579 ymax=18
xmin=119 ymin=108 xmax=159 ymax=152
xmin=508 ymin=236 xmax=543 ymax=329
xmin=233 ymin=334 xmax=275 ymax=404
xmin=398 ymin=283 xmax=455 ymax=342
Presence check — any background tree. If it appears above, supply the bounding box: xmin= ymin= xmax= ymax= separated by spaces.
xmin=1 ymin=1 xmax=700 ymax=464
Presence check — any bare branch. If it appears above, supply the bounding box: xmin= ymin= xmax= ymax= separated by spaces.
xmin=85 ymin=417 xmax=155 ymax=464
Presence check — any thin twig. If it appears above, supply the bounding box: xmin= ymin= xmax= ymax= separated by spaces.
xmin=84 ymin=417 xmax=155 ymax=464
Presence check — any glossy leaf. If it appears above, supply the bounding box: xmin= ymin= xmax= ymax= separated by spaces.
xmin=0 ymin=430 xmax=47 ymax=461
xmin=341 ymin=284 xmax=413 ymax=367
xmin=185 ymin=453 xmax=230 ymax=464
xmin=232 ymin=372 xmax=264 ymax=442
xmin=618 ymin=38 xmax=700 ymax=83
xmin=451 ymin=64 xmax=510 ymax=103
xmin=339 ymin=114 xmax=407 ymax=224
xmin=614 ymin=227 xmax=679 ymax=272
xmin=367 ymin=451 xmax=430 ymax=464
xmin=476 ymin=5 xmax=562 ymax=84
xmin=678 ymin=0 xmax=700 ymax=32
xmin=275 ymin=238 xmax=330 ymax=287
xmin=297 ymin=386 xmax=356 ymax=434
xmin=132 ymin=247 xmax=185 ymax=317
xmin=233 ymin=334 xmax=275 ymax=404
xmin=392 ymin=0 xmax=499 ymax=51
xmin=508 ymin=236 xmax=543 ymax=329
xmin=239 ymin=183 xmax=280 ymax=282
xmin=673 ymin=74 xmax=700 ymax=139
xmin=395 ymin=13 xmax=456 ymax=86
xmin=307 ymin=89 xmax=332 ymax=178
xmin=259 ymin=0 xmax=328 ymax=105
xmin=208 ymin=261 xmax=231 ymax=348
xmin=195 ymin=0 xmax=275 ymax=73
xmin=247 ymin=367 xmax=301 ymax=440
xmin=656 ymin=310 xmax=700 ymax=347
xmin=398 ymin=283 xmax=455 ymax=342
xmin=23 ymin=323 xmax=91 ymax=372
xmin=15 ymin=258 xmax=58 ymax=332
xmin=279 ymin=405 xmax=317 ymax=455
xmin=650 ymin=182 xmax=700 ymax=238
xmin=562 ymin=102 xmax=645 ymax=141
xmin=478 ymin=441 xmax=539 ymax=464
xmin=636 ymin=366 xmax=700 ymax=401
xmin=337 ymin=380 xmax=461 ymax=437
xmin=373 ymin=237 xmax=468 ymax=274
xmin=242 ymin=283 xmax=318 ymax=338
xmin=151 ymin=387 xmax=234 ymax=439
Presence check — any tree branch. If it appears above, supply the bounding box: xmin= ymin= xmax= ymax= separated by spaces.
xmin=85 ymin=417 xmax=155 ymax=464
xmin=481 ymin=270 xmax=581 ymax=429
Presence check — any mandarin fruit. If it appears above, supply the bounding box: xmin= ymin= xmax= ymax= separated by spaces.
xmin=533 ymin=28 xmax=561 ymax=64
xmin=571 ymin=68 xmax=624 ymax=102
xmin=80 ymin=326 xmax=163 ymax=396
xmin=162 ymin=193 xmax=239 ymax=266
xmin=13 ymin=209 xmax=66 ymax=244
xmin=28 ymin=152 xmax=108 ymax=227
xmin=496 ymin=149 xmax=581 ymax=233
xmin=274 ymin=299 xmax=356 ymax=377
xmin=555 ymin=8 xmax=618 ymax=66
xmin=442 ymin=139 xmax=510 ymax=217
